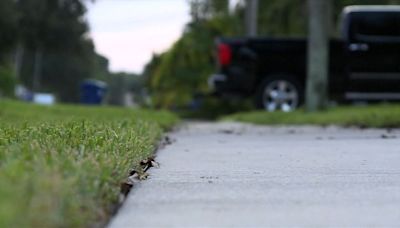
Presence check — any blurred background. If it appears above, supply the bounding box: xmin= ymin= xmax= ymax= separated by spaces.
xmin=0 ymin=0 xmax=399 ymax=117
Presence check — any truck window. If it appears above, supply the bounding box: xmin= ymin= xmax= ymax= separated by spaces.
xmin=351 ymin=12 xmax=400 ymax=43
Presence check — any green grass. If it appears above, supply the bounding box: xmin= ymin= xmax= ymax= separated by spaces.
xmin=222 ymin=104 xmax=400 ymax=128
xmin=0 ymin=100 xmax=178 ymax=228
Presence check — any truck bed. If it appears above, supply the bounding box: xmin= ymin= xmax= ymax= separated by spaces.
xmin=217 ymin=37 xmax=347 ymax=96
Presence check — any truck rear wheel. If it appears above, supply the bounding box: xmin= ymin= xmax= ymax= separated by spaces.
xmin=255 ymin=75 xmax=303 ymax=112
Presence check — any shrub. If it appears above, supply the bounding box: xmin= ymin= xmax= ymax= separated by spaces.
xmin=0 ymin=64 xmax=16 ymax=97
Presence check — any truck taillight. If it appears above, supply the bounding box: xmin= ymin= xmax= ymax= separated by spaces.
xmin=218 ymin=43 xmax=232 ymax=66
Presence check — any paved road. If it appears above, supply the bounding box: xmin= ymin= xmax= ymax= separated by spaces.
xmin=109 ymin=122 xmax=400 ymax=227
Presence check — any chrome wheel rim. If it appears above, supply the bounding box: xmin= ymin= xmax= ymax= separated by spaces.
xmin=263 ymin=80 xmax=299 ymax=112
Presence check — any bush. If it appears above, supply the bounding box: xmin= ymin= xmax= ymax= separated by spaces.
xmin=178 ymin=96 xmax=254 ymax=120
xmin=0 ymin=65 xmax=16 ymax=97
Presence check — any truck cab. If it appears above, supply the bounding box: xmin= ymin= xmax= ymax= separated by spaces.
xmin=343 ymin=6 xmax=400 ymax=100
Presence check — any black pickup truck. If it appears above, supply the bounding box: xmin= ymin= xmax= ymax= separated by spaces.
xmin=209 ymin=5 xmax=400 ymax=111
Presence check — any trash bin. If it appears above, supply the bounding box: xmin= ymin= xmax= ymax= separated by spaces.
xmin=80 ymin=79 xmax=107 ymax=105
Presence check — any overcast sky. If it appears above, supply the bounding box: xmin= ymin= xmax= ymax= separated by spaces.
xmin=86 ymin=0 xmax=191 ymax=73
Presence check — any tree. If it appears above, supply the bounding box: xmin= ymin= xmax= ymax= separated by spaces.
xmin=189 ymin=0 xmax=229 ymax=22
xmin=0 ymin=0 xmax=105 ymax=101
xmin=147 ymin=0 xmax=240 ymax=108
xmin=16 ymin=0 xmax=98 ymax=102
xmin=257 ymin=0 xmax=307 ymax=37
xmin=0 ymin=0 xmax=18 ymax=97
xmin=0 ymin=0 xmax=18 ymax=61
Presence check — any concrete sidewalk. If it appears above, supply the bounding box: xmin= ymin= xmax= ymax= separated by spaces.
xmin=109 ymin=122 xmax=400 ymax=227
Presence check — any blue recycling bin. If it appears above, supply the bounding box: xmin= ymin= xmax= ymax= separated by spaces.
xmin=80 ymin=80 xmax=107 ymax=105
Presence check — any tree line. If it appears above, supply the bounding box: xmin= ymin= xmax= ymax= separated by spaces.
xmin=0 ymin=0 xmax=140 ymax=104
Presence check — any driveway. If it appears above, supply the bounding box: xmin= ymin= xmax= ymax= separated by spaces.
xmin=109 ymin=122 xmax=400 ymax=227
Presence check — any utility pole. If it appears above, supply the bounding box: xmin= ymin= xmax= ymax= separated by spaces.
xmin=306 ymin=0 xmax=331 ymax=111
xmin=245 ymin=0 xmax=258 ymax=37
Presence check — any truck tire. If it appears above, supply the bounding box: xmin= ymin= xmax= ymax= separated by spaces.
xmin=255 ymin=75 xmax=303 ymax=112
